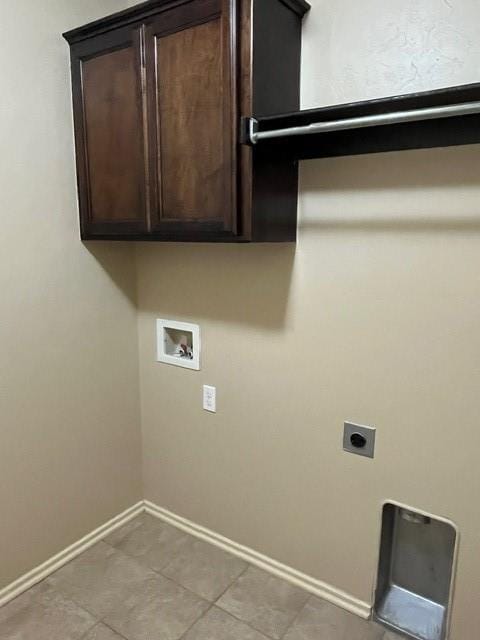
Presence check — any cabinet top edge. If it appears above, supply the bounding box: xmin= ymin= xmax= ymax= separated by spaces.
xmin=63 ymin=0 xmax=310 ymax=44
xmin=63 ymin=0 xmax=178 ymax=43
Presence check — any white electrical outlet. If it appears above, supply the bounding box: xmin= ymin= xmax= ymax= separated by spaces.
xmin=203 ymin=385 xmax=216 ymax=413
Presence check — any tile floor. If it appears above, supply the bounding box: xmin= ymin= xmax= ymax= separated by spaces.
xmin=0 ymin=514 xmax=401 ymax=640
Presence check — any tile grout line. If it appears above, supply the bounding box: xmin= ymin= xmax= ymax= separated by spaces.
xmin=16 ymin=582 xmax=100 ymax=640
xmin=44 ymin=542 xmax=116 ymax=623
xmin=11 ymin=512 xmax=393 ymax=640
xmin=105 ymin=525 xmax=276 ymax=640
xmin=100 ymin=521 xmax=255 ymax=638
xmin=278 ymin=593 xmax=314 ymax=640
xmin=105 ymin=518 xmax=304 ymax=640
xmin=212 ymin=603 xmax=279 ymax=640
xmin=111 ymin=514 xmax=390 ymax=640
xmin=213 ymin=565 xmax=311 ymax=640
xmin=177 ymin=603 xmax=215 ymax=640
xmin=43 ymin=584 xmax=102 ymax=640
xmin=35 ymin=579 xmax=104 ymax=637
xmin=213 ymin=562 xmax=251 ymax=602
xmin=77 ymin=620 xmax=101 ymax=640
xmin=211 ymin=564 xmax=282 ymax=640
xmin=104 ymin=519 xmax=277 ymax=639
xmin=105 ymin=517 xmax=249 ymax=609
xmin=100 ymin=523 xmax=215 ymax=609
xmin=144 ymin=501 xmax=372 ymax=619
xmin=101 ymin=620 xmax=132 ymax=640
xmin=78 ymin=618 xmax=130 ymax=640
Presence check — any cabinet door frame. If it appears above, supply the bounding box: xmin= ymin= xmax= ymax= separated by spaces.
xmin=144 ymin=0 xmax=238 ymax=240
xmin=70 ymin=25 xmax=150 ymax=239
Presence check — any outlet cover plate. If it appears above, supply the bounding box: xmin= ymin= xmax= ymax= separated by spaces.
xmin=203 ymin=385 xmax=216 ymax=412
xmin=343 ymin=421 xmax=376 ymax=458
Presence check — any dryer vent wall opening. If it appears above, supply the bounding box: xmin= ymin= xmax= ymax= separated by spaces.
xmin=374 ymin=502 xmax=457 ymax=640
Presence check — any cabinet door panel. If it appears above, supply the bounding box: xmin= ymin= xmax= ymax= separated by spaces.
xmin=146 ymin=0 xmax=237 ymax=239
xmin=71 ymin=28 xmax=148 ymax=237
xmin=158 ymin=20 xmax=223 ymax=221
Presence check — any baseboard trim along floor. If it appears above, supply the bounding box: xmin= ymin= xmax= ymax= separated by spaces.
xmin=0 ymin=499 xmax=371 ymax=620
xmin=144 ymin=500 xmax=371 ymax=619
xmin=0 ymin=501 xmax=144 ymax=608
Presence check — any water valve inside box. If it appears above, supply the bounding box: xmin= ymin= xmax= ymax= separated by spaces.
xmin=164 ymin=327 xmax=194 ymax=360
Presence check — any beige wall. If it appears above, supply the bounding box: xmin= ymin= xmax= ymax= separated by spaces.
xmin=2 ymin=0 xmax=480 ymax=637
xmin=0 ymin=1 xmax=142 ymax=590
xmin=135 ymin=1 xmax=480 ymax=638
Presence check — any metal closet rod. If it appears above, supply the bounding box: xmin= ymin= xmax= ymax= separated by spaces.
xmin=249 ymin=100 xmax=480 ymax=144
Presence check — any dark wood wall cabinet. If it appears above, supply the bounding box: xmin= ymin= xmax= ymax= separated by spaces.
xmin=63 ymin=0 xmax=310 ymax=242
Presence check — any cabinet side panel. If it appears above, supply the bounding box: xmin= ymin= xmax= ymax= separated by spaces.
xmin=82 ymin=46 xmax=146 ymax=224
xmin=250 ymin=0 xmax=303 ymax=241
xmin=252 ymin=0 xmax=302 ymax=116
xmin=156 ymin=19 xmax=225 ymax=221
xmin=251 ymin=149 xmax=299 ymax=242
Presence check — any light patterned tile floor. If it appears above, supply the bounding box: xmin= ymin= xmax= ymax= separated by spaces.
xmin=0 ymin=514 xmax=401 ymax=640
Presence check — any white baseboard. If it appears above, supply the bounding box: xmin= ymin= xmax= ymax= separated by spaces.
xmin=145 ymin=500 xmax=371 ymax=619
xmin=0 ymin=501 xmax=144 ymax=608
xmin=0 ymin=499 xmax=371 ymax=620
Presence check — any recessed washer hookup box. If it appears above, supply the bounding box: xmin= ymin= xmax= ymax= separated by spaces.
xmin=156 ymin=319 xmax=200 ymax=371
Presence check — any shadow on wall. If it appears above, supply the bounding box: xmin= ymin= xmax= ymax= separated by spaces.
xmin=87 ymin=144 xmax=480 ymax=331
xmin=84 ymin=241 xmax=138 ymax=306
xmin=299 ymin=143 xmax=480 ymax=233
xmin=134 ymin=243 xmax=296 ymax=330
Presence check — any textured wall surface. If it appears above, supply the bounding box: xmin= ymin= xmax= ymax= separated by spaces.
xmin=302 ymin=0 xmax=480 ymax=107
xmin=135 ymin=2 xmax=480 ymax=638
xmin=0 ymin=0 xmax=142 ymax=590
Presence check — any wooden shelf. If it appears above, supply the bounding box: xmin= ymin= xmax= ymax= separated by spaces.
xmin=244 ymin=83 xmax=480 ymax=160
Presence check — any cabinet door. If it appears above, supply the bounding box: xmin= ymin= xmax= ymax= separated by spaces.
xmin=145 ymin=0 xmax=237 ymax=240
xmin=70 ymin=27 xmax=148 ymax=238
